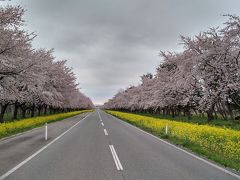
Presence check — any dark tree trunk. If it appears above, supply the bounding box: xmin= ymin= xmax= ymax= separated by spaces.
xmin=0 ymin=104 xmax=8 ymax=123
xmin=44 ymin=106 xmax=47 ymax=115
xmin=207 ymin=109 xmax=214 ymax=122
xmin=38 ymin=107 xmax=41 ymax=116
xmin=49 ymin=107 xmax=53 ymax=114
xmin=226 ymin=101 xmax=234 ymax=121
xmin=12 ymin=102 xmax=19 ymax=120
xmin=31 ymin=105 xmax=35 ymax=117
xmin=21 ymin=108 xmax=27 ymax=119
xmin=166 ymin=109 xmax=170 ymax=116
xmin=177 ymin=109 xmax=181 ymax=116
xmin=163 ymin=109 xmax=166 ymax=116
xmin=216 ymin=102 xmax=227 ymax=120
xmin=193 ymin=110 xmax=198 ymax=116
xmin=186 ymin=108 xmax=192 ymax=120
xmin=171 ymin=109 xmax=175 ymax=118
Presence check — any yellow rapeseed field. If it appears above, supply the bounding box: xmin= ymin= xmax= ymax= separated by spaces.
xmin=0 ymin=110 xmax=92 ymax=139
xmin=106 ymin=110 xmax=240 ymax=170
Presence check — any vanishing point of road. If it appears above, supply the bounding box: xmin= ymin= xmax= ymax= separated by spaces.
xmin=0 ymin=110 xmax=239 ymax=180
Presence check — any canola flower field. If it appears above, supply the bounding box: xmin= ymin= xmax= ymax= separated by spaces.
xmin=0 ymin=110 xmax=92 ymax=139
xmin=106 ymin=110 xmax=240 ymax=171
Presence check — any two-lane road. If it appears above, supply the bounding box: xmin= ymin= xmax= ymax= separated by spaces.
xmin=1 ymin=110 xmax=239 ymax=180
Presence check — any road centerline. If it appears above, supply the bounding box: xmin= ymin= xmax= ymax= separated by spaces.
xmin=98 ymin=111 xmax=105 ymax=126
xmin=104 ymin=129 xmax=109 ymax=136
xmin=97 ymin=111 xmax=103 ymax=121
xmin=98 ymin=111 xmax=124 ymax=173
xmin=109 ymin=145 xmax=123 ymax=171
xmin=106 ymin=112 xmax=240 ymax=180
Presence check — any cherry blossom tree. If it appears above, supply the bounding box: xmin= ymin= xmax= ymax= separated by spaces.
xmin=104 ymin=15 xmax=240 ymax=122
xmin=0 ymin=4 xmax=94 ymax=122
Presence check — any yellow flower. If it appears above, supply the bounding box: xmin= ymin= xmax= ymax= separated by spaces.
xmin=0 ymin=110 xmax=92 ymax=138
xmin=107 ymin=110 xmax=240 ymax=162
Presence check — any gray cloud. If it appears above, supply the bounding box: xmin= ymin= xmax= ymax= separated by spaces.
xmin=6 ymin=0 xmax=240 ymax=104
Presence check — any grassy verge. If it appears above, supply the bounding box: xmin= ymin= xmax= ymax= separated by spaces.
xmin=106 ymin=110 xmax=240 ymax=171
xmin=0 ymin=110 xmax=93 ymax=139
xmin=3 ymin=112 xmax=71 ymax=122
xmin=131 ymin=112 xmax=240 ymax=130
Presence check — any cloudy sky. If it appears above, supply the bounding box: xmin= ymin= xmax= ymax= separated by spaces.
xmin=4 ymin=0 xmax=240 ymax=104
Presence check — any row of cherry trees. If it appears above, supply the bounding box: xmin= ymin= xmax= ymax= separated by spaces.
xmin=0 ymin=5 xmax=94 ymax=122
xmin=104 ymin=15 xmax=240 ymax=121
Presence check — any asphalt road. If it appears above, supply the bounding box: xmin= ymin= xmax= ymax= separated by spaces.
xmin=1 ymin=110 xmax=239 ymax=180
xmin=0 ymin=112 xmax=89 ymax=176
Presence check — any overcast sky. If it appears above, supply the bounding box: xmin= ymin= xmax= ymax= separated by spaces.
xmin=4 ymin=0 xmax=240 ymax=104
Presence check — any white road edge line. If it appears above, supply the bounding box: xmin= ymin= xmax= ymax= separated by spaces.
xmin=0 ymin=113 xmax=92 ymax=180
xmin=109 ymin=145 xmax=123 ymax=171
xmin=108 ymin=113 xmax=240 ymax=179
xmin=104 ymin=129 xmax=108 ymax=136
xmin=101 ymin=122 xmax=104 ymax=126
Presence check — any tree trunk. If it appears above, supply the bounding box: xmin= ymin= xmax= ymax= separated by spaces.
xmin=220 ymin=102 xmax=229 ymax=120
xmin=12 ymin=102 xmax=19 ymax=120
xmin=226 ymin=101 xmax=234 ymax=121
xmin=38 ymin=107 xmax=42 ymax=116
xmin=44 ymin=106 xmax=47 ymax=115
xmin=171 ymin=109 xmax=175 ymax=118
xmin=207 ymin=109 xmax=214 ymax=122
xmin=186 ymin=108 xmax=192 ymax=120
xmin=0 ymin=104 xmax=8 ymax=123
xmin=31 ymin=105 xmax=35 ymax=117
xmin=194 ymin=110 xmax=198 ymax=116
xmin=216 ymin=102 xmax=226 ymax=120
xmin=49 ymin=107 xmax=53 ymax=114
xmin=21 ymin=108 xmax=27 ymax=119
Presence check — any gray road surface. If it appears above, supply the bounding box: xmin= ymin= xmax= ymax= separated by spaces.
xmin=1 ymin=110 xmax=239 ymax=180
xmin=0 ymin=113 xmax=89 ymax=175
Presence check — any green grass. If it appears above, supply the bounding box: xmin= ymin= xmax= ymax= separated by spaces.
xmin=131 ymin=112 xmax=240 ymax=130
xmin=0 ymin=110 xmax=93 ymax=139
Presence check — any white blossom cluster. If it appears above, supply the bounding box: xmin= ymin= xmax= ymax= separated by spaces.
xmin=104 ymin=15 xmax=240 ymax=121
xmin=0 ymin=5 xmax=93 ymax=122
